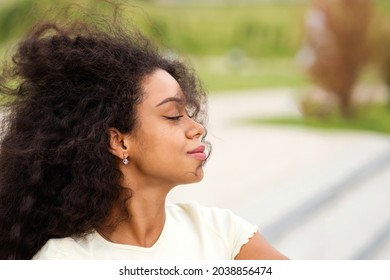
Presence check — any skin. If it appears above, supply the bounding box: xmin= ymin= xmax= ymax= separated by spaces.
xmin=106 ymin=68 xmax=288 ymax=259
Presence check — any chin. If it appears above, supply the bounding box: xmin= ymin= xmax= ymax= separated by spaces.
xmin=192 ymin=173 xmax=204 ymax=183
xmin=182 ymin=168 xmax=204 ymax=184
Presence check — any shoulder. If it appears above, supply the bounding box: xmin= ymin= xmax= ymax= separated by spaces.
xmin=33 ymin=236 xmax=91 ymax=260
xmin=167 ymin=202 xmax=288 ymax=260
xmin=167 ymin=201 xmax=258 ymax=258
xmin=167 ymin=201 xmax=250 ymax=230
xmin=168 ymin=201 xmax=244 ymax=221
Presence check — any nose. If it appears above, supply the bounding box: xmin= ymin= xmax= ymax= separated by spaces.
xmin=186 ymin=118 xmax=205 ymax=139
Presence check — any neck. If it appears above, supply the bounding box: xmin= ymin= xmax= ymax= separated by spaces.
xmin=99 ymin=176 xmax=172 ymax=247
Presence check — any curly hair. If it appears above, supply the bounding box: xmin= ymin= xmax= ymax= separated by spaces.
xmin=0 ymin=18 xmax=208 ymax=259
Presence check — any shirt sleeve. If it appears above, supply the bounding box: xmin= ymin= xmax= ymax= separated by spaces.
xmin=183 ymin=201 xmax=259 ymax=259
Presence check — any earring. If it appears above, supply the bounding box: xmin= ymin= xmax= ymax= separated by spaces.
xmin=122 ymin=156 xmax=129 ymax=165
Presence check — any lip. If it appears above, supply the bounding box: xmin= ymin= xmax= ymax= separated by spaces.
xmin=187 ymin=145 xmax=207 ymax=161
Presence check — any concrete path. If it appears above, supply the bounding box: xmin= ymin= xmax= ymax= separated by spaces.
xmin=168 ymin=88 xmax=390 ymax=260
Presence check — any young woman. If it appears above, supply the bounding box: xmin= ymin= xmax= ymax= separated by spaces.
xmin=0 ymin=18 xmax=287 ymax=260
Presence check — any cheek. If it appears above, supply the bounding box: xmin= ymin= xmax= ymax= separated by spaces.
xmin=134 ymin=119 xmax=188 ymax=159
xmin=135 ymin=128 xmax=176 ymax=157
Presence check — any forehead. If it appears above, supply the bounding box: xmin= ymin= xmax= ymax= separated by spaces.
xmin=141 ymin=69 xmax=184 ymax=106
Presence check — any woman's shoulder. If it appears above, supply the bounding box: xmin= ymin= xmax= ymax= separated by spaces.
xmin=167 ymin=200 xmax=256 ymax=228
xmin=167 ymin=201 xmax=259 ymax=259
xmin=166 ymin=201 xmax=229 ymax=224
xmin=167 ymin=200 xmax=234 ymax=216
xmin=167 ymin=201 xmax=258 ymax=254
xmin=167 ymin=202 xmax=287 ymax=260
xmin=33 ymin=235 xmax=92 ymax=260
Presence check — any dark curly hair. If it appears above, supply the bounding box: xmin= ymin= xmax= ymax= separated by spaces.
xmin=0 ymin=17 xmax=208 ymax=259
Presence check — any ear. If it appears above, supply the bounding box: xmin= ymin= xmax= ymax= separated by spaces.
xmin=108 ymin=128 xmax=130 ymax=160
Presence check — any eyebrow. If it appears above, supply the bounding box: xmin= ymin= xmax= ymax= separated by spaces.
xmin=155 ymin=96 xmax=185 ymax=107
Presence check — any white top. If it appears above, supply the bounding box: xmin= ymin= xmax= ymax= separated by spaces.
xmin=33 ymin=201 xmax=258 ymax=260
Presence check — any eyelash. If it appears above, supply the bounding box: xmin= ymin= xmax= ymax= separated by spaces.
xmin=164 ymin=115 xmax=184 ymax=121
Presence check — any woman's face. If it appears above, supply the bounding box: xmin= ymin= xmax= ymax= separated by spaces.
xmin=125 ymin=69 xmax=206 ymax=188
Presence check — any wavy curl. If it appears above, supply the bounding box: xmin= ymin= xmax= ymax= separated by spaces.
xmin=0 ymin=18 xmax=208 ymax=259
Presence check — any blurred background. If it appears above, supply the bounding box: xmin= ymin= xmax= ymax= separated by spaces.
xmin=1 ymin=0 xmax=390 ymax=259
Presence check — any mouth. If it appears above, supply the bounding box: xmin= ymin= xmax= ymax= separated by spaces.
xmin=187 ymin=145 xmax=207 ymax=161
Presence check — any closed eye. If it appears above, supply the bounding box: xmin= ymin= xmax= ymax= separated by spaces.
xmin=164 ymin=115 xmax=184 ymax=121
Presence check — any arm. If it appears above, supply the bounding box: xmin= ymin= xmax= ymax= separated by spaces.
xmin=234 ymin=232 xmax=289 ymax=260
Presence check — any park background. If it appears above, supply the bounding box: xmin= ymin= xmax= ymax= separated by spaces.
xmin=1 ymin=0 xmax=390 ymax=259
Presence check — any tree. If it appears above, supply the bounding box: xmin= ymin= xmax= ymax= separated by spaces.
xmin=377 ymin=25 xmax=390 ymax=105
xmin=297 ymin=0 xmax=373 ymax=118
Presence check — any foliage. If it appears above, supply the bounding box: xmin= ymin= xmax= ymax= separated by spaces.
xmin=132 ymin=1 xmax=307 ymax=58
xmin=297 ymin=0 xmax=373 ymax=118
xmin=0 ymin=0 xmax=307 ymax=58
xmin=0 ymin=0 xmax=389 ymax=93
xmin=371 ymin=13 xmax=390 ymax=100
xmin=0 ymin=0 xmax=311 ymax=92
xmin=0 ymin=0 xmax=35 ymax=43
xmin=245 ymin=103 xmax=390 ymax=135
xmin=191 ymin=56 xmax=310 ymax=92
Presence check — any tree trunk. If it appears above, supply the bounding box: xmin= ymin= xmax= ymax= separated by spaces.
xmin=339 ymin=91 xmax=353 ymax=119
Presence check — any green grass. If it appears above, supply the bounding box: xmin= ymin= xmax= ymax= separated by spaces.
xmin=131 ymin=1 xmax=307 ymax=58
xmin=190 ymin=56 xmax=310 ymax=92
xmin=0 ymin=0 xmax=308 ymax=57
xmin=244 ymin=103 xmax=390 ymax=134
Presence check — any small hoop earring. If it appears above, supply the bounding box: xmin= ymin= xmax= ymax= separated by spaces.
xmin=122 ymin=156 xmax=129 ymax=165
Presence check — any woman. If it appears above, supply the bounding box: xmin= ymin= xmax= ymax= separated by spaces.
xmin=0 ymin=17 xmax=287 ymax=260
